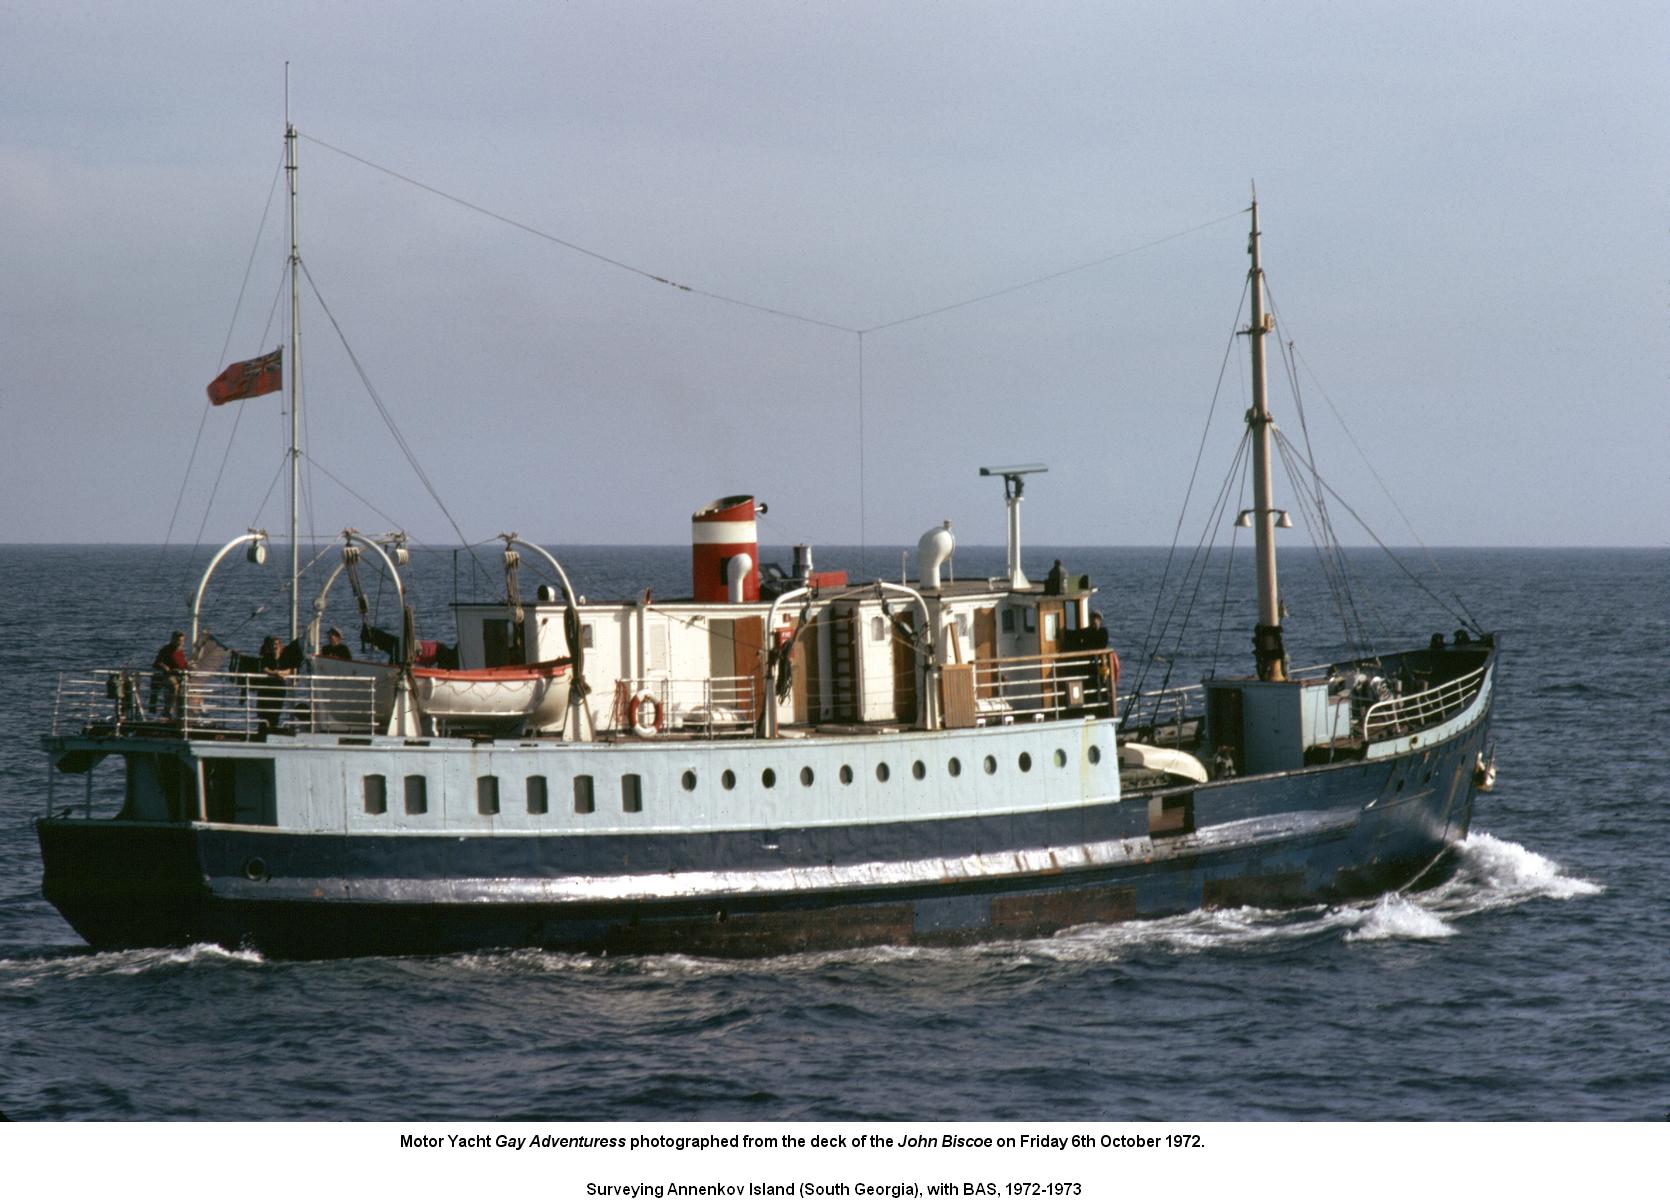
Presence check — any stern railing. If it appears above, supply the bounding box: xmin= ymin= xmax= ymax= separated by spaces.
xmin=54 ymin=668 xmax=379 ymax=738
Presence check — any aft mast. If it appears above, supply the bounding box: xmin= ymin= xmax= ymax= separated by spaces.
xmin=284 ymin=75 xmax=303 ymax=642
xmin=1245 ymin=194 xmax=1287 ymax=681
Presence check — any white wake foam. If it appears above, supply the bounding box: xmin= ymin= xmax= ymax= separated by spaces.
xmin=0 ymin=941 xmax=265 ymax=989
xmin=1423 ymin=831 xmax=1603 ymax=917
xmin=1343 ymin=893 xmax=1456 ymax=942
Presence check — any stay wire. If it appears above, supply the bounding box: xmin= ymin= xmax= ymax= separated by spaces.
xmin=858 ymin=210 xmax=1246 ymax=335
xmin=162 ymin=147 xmax=286 ymax=579
xmin=1129 ymin=276 xmax=1251 ymax=693
xmin=1265 ymin=284 xmax=1364 ymax=648
xmin=184 ymin=267 xmax=291 ymax=595
xmin=1273 ymin=429 xmax=1480 ymax=633
xmin=1283 ymin=335 xmax=1481 ymax=631
xmin=299 ymin=132 xmax=858 ymax=336
xmin=297 ymin=258 xmax=491 ymax=577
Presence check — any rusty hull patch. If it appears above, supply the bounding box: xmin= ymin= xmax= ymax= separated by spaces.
xmin=988 ymin=884 xmax=1137 ymax=937
xmin=1201 ymin=871 xmax=1308 ymax=910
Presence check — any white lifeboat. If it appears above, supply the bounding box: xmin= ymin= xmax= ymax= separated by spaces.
xmin=311 ymin=656 xmax=572 ymax=734
xmin=1117 ymin=742 xmax=1210 ymax=784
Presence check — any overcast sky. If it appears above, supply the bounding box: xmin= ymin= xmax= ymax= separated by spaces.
xmin=2 ymin=2 xmax=1664 ymax=550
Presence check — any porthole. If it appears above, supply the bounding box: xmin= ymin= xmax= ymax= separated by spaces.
xmin=621 ymin=774 xmax=643 ymax=813
xmin=948 ymin=757 xmax=962 ymax=777
xmin=1088 ymin=746 xmax=1102 ymax=765
xmin=876 ymin=762 xmax=891 ymax=783
xmin=721 ymin=769 xmax=736 ymax=791
xmin=983 ymin=755 xmax=997 ymax=775
xmin=526 ymin=775 xmax=549 ymax=815
xmin=800 ymin=766 xmax=815 ymax=787
xmin=476 ymin=775 xmax=501 ymax=816
xmin=1053 ymin=749 xmax=1067 ymax=768
xmin=912 ymin=760 xmax=926 ymax=781
xmin=762 ymin=768 xmax=777 ymax=789
xmin=682 ymin=770 xmax=698 ymax=792
xmin=1018 ymin=752 xmax=1032 ymax=773
xmin=839 ymin=765 xmax=854 ymax=785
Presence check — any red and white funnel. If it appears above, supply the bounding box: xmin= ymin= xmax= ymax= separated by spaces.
xmin=692 ymin=495 xmax=762 ymax=603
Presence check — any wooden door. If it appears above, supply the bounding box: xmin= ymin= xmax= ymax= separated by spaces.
xmin=890 ymin=611 xmax=917 ymax=723
xmin=973 ymin=607 xmax=998 ymax=698
xmin=1037 ymin=602 xmax=1064 ymax=713
xmin=732 ymin=615 xmax=766 ymax=726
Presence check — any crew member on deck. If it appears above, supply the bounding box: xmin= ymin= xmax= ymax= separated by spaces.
xmin=149 ymin=630 xmax=188 ymax=718
xmin=319 ymin=627 xmax=352 ymax=661
xmin=1045 ymin=559 xmax=1066 ymax=594
xmin=255 ymin=635 xmax=291 ymax=734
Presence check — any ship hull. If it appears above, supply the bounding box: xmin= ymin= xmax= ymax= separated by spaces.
xmin=37 ymin=722 xmax=1485 ymax=959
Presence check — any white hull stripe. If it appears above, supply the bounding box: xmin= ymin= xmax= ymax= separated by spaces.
xmin=224 ymin=810 xmax=1358 ymax=904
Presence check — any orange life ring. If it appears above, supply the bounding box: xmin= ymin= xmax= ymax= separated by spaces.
xmin=628 ymin=692 xmax=663 ymax=735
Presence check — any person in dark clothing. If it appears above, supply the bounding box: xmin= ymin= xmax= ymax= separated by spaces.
xmin=319 ymin=627 xmax=352 ymax=661
xmin=1045 ymin=559 xmax=1065 ymax=594
xmin=254 ymin=635 xmax=291 ymax=733
xmin=150 ymin=630 xmax=188 ymax=717
xmin=362 ymin=622 xmax=400 ymax=662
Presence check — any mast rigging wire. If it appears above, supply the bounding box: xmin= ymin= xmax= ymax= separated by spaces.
xmin=163 ymin=148 xmax=287 ymax=577
xmin=296 ymin=258 xmax=490 ymax=576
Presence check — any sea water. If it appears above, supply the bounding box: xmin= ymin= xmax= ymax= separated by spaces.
xmin=0 ymin=545 xmax=1663 ymax=1120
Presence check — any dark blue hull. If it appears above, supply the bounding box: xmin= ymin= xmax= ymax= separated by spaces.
xmin=36 ymin=721 xmax=1486 ymax=958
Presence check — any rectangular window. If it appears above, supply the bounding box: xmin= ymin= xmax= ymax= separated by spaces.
xmin=477 ymin=775 xmax=500 ymax=816
xmin=622 ymin=773 xmax=643 ymax=814
xmin=573 ymin=774 xmax=595 ymax=815
xmin=1022 ymin=608 xmax=1037 ymax=634
xmin=1001 ymin=609 xmax=1016 ymax=634
xmin=527 ymin=775 xmax=549 ymax=815
xmin=580 ymin=623 xmax=594 ymax=650
xmin=363 ymin=774 xmax=387 ymax=815
xmin=404 ymin=775 xmax=427 ymax=815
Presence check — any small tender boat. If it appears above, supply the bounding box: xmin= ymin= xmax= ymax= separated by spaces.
xmin=307 ymin=655 xmax=573 ymax=735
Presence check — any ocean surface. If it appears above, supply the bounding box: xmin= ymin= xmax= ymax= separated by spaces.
xmin=0 ymin=543 xmax=1664 ymax=1121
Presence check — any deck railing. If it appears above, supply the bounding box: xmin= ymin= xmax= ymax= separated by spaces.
xmin=967 ymin=650 xmax=1117 ymax=722
xmin=614 ymin=674 xmax=760 ymax=736
xmin=1116 ymin=683 xmax=1204 ymax=745
xmin=54 ymin=668 xmax=379 ymax=738
xmin=1362 ymin=665 xmax=1488 ymax=742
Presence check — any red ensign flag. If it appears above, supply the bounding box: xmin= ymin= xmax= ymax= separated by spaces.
xmin=206 ymin=348 xmax=283 ymax=405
